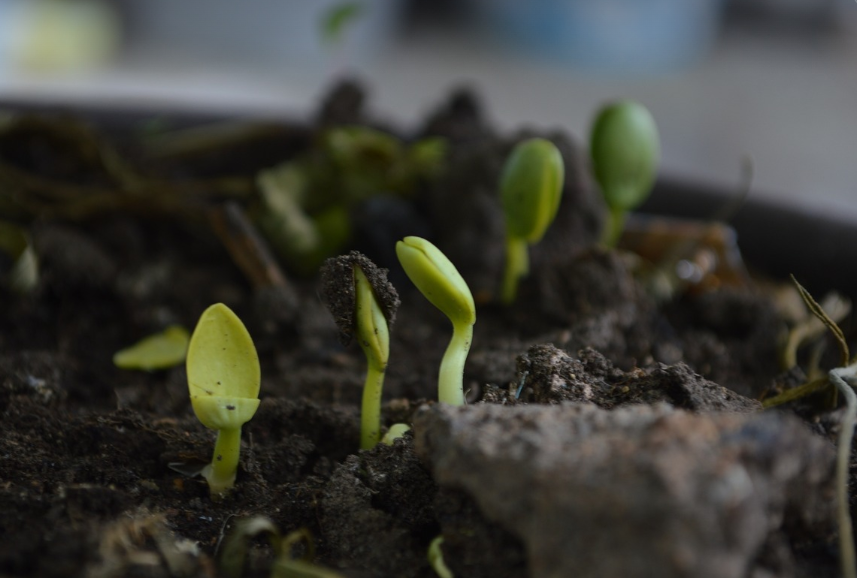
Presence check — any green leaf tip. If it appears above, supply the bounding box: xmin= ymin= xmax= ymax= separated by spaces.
xmin=396 ymin=236 xmax=475 ymax=327
xmin=321 ymin=2 xmax=365 ymax=46
xmin=187 ymin=303 xmax=261 ymax=430
xmin=590 ymin=100 xmax=660 ymax=213
xmin=113 ymin=325 xmax=189 ymax=371
xmin=500 ymin=137 xmax=564 ymax=244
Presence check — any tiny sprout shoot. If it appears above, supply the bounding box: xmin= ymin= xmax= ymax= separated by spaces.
xmin=113 ymin=325 xmax=189 ymax=371
xmin=499 ymin=138 xmax=564 ymax=304
xmin=428 ymin=536 xmax=453 ymax=578
xmin=590 ymin=100 xmax=660 ymax=247
xmin=187 ymin=303 xmax=260 ymax=500
xmin=380 ymin=423 xmax=410 ymax=445
xmin=396 ymin=236 xmax=475 ymax=405
xmin=320 ymin=252 xmax=399 ymax=450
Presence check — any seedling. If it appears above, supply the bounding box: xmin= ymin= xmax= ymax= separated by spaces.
xmin=186 ymin=303 xmax=260 ymax=499
xmin=590 ymin=100 xmax=660 ymax=247
xmin=396 ymin=236 xmax=475 ymax=405
xmin=320 ymin=252 xmax=400 ymax=449
xmin=499 ymin=138 xmax=564 ymax=304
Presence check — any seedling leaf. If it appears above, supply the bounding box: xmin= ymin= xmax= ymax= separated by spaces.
xmin=500 ymin=138 xmax=564 ymax=243
xmin=113 ymin=325 xmax=189 ymax=371
xmin=187 ymin=303 xmax=261 ymax=405
xmin=396 ymin=236 xmax=475 ymax=327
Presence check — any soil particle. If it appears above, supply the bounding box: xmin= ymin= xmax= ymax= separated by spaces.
xmin=320 ymin=438 xmax=437 ymax=577
xmin=511 ymin=345 xmax=762 ymax=413
xmin=33 ymin=224 xmax=118 ymax=291
xmin=316 ymin=79 xmax=367 ymax=128
xmin=414 ymin=402 xmax=836 ymax=578
xmin=319 ymin=251 xmax=400 ymax=347
xmin=419 ymin=86 xmax=494 ymax=146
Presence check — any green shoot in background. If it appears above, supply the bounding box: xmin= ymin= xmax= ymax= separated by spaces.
xmin=320 ymin=252 xmax=400 ymax=449
xmin=499 ymin=137 xmax=564 ymax=304
xmin=186 ymin=303 xmax=261 ymax=500
xmin=396 ymin=236 xmax=475 ymax=405
xmin=254 ymin=126 xmax=446 ymax=275
xmin=590 ymin=100 xmax=660 ymax=247
xmin=320 ymin=2 xmax=365 ymax=47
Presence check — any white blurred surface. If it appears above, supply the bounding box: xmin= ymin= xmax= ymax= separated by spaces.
xmin=0 ymin=17 xmax=855 ymax=221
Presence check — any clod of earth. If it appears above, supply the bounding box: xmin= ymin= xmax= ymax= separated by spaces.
xmin=414 ymin=402 xmax=835 ymax=578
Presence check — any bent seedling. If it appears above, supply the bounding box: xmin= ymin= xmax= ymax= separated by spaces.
xmin=396 ymin=236 xmax=475 ymax=405
xmin=186 ymin=303 xmax=261 ymax=500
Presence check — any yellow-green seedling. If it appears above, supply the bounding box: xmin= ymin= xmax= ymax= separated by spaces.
xmin=186 ymin=303 xmax=260 ymax=499
xmin=428 ymin=536 xmax=453 ymax=578
xmin=396 ymin=236 xmax=475 ymax=405
xmin=380 ymin=423 xmax=411 ymax=446
xmin=320 ymin=252 xmax=400 ymax=450
xmin=499 ymin=138 xmax=564 ymax=304
xmin=113 ymin=325 xmax=189 ymax=371
xmin=590 ymin=100 xmax=660 ymax=247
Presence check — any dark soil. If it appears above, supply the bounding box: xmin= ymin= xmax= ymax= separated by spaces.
xmin=0 ymin=81 xmax=848 ymax=578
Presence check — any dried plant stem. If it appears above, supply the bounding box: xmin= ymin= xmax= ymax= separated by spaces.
xmin=830 ymin=365 xmax=857 ymax=578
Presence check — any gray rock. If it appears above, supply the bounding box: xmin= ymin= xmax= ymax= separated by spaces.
xmin=414 ymin=403 xmax=835 ymax=578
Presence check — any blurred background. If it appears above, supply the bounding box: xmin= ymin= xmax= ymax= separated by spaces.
xmin=0 ymin=0 xmax=855 ymax=220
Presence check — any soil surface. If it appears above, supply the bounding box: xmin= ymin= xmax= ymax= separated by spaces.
xmin=0 ymin=81 xmax=850 ymax=578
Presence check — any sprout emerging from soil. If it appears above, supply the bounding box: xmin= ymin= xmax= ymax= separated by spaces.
xmin=428 ymin=536 xmax=453 ymax=578
xmin=499 ymin=138 xmax=564 ymax=304
xmin=380 ymin=423 xmax=411 ymax=445
xmin=320 ymin=252 xmax=400 ymax=449
xmin=590 ymin=100 xmax=660 ymax=247
xmin=396 ymin=236 xmax=475 ymax=405
xmin=186 ymin=303 xmax=260 ymax=500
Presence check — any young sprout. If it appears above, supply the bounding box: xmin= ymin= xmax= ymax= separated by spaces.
xmin=499 ymin=138 xmax=564 ymax=304
xmin=380 ymin=423 xmax=411 ymax=446
xmin=320 ymin=252 xmax=400 ymax=450
xmin=590 ymin=100 xmax=660 ymax=247
xmin=428 ymin=536 xmax=453 ymax=578
xmin=186 ymin=303 xmax=260 ymax=500
xmin=396 ymin=237 xmax=475 ymax=405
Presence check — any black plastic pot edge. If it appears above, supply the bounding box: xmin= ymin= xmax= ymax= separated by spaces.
xmin=645 ymin=176 xmax=857 ymax=302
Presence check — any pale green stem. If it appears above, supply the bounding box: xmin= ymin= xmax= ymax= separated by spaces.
xmin=439 ymin=322 xmax=473 ymax=405
xmin=501 ymin=236 xmax=529 ymax=305
xmin=361 ymin=364 xmax=386 ymax=450
xmin=600 ymin=206 xmax=627 ymax=248
xmin=203 ymin=427 xmax=242 ymax=499
xmin=830 ymin=365 xmax=857 ymax=578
